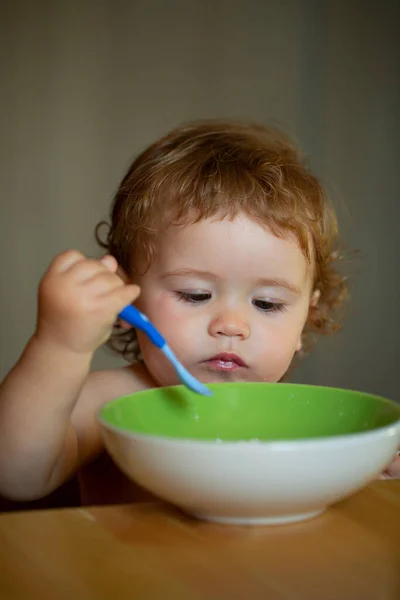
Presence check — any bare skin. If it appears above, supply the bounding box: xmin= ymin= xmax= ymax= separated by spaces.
xmin=1 ymin=217 xmax=318 ymax=501
xmin=1 ymin=219 xmax=398 ymax=502
xmin=0 ymin=251 xmax=146 ymax=500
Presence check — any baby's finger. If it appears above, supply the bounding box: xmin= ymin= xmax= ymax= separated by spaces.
xmin=115 ymin=264 xmax=133 ymax=285
xmin=119 ymin=319 xmax=133 ymax=330
xmin=83 ymin=272 xmax=125 ymax=295
xmin=48 ymin=250 xmax=86 ymax=274
xmin=67 ymin=258 xmax=112 ymax=282
xmin=386 ymin=454 xmax=400 ymax=479
xmin=100 ymin=255 xmax=118 ymax=273
xmin=108 ymin=284 xmax=141 ymax=314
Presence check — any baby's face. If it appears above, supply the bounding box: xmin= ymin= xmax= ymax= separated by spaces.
xmin=134 ymin=215 xmax=315 ymax=386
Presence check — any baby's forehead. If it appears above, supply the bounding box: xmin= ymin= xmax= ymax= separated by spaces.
xmin=156 ymin=215 xmax=313 ymax=258
xmin=146 ymin=215 xmax=313 ymax=284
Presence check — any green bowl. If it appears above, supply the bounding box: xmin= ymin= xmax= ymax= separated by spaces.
xmin=99 ymin=382 xmax=400 ymax=441
xmin=98 ymin=383 xmax=400 ymax=525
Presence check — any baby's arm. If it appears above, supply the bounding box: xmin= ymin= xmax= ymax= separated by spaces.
xmin=0 ymin=251 xmax=139 ymax=501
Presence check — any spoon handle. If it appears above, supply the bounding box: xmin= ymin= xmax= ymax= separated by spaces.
xmin=118 ymin=305 xmax=165 ymax=348
xmin=118 ymin=304 xmax=212 ymax=396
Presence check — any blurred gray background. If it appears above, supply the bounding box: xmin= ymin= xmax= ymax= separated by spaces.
xmin=1 ymin=0 xmax=399 ymax=401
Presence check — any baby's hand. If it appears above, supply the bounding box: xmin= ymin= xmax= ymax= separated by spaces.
xmin=380 ymin=452 xmax=400 ymax=479
xmin=35 ymin=250 xmax=140 ymax=355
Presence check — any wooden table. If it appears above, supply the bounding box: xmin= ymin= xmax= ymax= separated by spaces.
xmin=0 ymin=481 xmax=399 ymax=600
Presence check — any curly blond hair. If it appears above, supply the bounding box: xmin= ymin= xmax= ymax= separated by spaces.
xmin=96 ymin=119 xmax=348 ymax=362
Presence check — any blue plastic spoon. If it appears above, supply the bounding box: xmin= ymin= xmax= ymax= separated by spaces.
xmin=118 ymin=305 xmax=212 ymax=396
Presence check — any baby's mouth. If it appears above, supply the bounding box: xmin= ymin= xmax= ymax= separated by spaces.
xmin=204 ymin=353 xmax=248 ymax=371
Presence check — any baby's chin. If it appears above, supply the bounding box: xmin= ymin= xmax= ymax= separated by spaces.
xmin=194 ymin=368 xmax=279 ymax=385
xmin=144 ymin=361 xmax=282 ymax=388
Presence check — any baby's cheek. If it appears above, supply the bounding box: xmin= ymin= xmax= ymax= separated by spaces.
xmin=156 ymin=307 xmax=191 ymax=334
xmin=146 ymin=296 xmax=184 ymax=330
xmin=167 ymin=321 xmax=198 ymax=354
xmin=261 ymin=335 xmax=301 ymax=382
xmin=152 ymin=309 xmax=197 ymax=352
xmin=266 ymin=326 xmax=300 ymax=360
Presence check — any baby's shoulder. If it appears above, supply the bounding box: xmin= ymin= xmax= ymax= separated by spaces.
xmin=72 ymin=363 xmax=155 ymax=430
xmin=84 ymin=362 xmax=155 ymax=404
xmin=70 ymin=363 xmax=156 ymax=463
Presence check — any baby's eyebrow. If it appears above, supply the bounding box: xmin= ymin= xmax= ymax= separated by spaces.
xmin=160 ymin=269 xmax=217 ymax=280
xmin=160 ymin=270 xmax=301 ymax=295
xmin=254 ymin=278 xmax=302 ymax=296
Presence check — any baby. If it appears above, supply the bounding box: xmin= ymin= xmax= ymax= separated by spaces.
xmin=0 ymin=120 xmax=397 ymax=505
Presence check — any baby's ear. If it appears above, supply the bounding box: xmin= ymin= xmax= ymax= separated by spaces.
xmin=310 ymin=289 xmax=320 ymax=307
xmin=296 ymin=290 xmax=321 ymax=352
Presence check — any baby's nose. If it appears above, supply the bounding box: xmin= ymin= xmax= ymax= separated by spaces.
xmin=208 ymin=311 xmax=250 ymax=339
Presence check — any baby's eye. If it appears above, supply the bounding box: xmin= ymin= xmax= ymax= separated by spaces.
xmin=175 ymin=291 xmax=211 ymax=304
xmin=253 ymin=299 xmax=285 ymax=313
